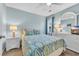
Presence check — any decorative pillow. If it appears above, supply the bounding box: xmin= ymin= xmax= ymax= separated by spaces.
xmin=26 ymin=30 xmax=40 ymax=35
xmin=33 ymin=30 xmax=40 ymax=35
xmin=27 ymin=31 xmax=34 ymax=35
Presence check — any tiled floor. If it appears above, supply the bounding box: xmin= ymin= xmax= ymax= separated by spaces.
xmin=2 ymin=48 xmax=79 ymax=56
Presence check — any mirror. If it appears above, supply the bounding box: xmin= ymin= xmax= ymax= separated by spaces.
xmin=60 ymin=12 xmax=77 ymax=33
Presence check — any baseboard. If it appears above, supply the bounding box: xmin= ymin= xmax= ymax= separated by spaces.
xmin=66 ymin=48 xmax=79 ymax=54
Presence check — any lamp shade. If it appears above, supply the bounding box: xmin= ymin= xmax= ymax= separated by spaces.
xmin=54 ymin=24 xmax=62 ymax=32
xmin=54 ymin=24 xmax=61 ymax=28
xmin=10 ymin=25 xmax=17 ymax=31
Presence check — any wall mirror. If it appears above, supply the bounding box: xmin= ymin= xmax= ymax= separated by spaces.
xmin=60 ymin=12 xmax=77 ymax=33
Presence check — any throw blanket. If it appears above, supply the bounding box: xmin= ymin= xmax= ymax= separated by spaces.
xmin=22 ymin=34 xmax=64 ymax=56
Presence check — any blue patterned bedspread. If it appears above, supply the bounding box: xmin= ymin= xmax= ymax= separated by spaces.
xmin=22 ymin=34 xmax=64 ymax=56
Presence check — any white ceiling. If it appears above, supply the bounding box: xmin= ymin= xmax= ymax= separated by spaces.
xmin=5 ymin=3 xmax=77 ymax=16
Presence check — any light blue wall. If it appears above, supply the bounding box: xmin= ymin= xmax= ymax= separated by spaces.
xmin=0 ymin=4 xmax=6 ymax=36
xmin=0 ymin=4 xmax=3 ymax=35
xmin=6 ymin=7 xmax=46 ymax=34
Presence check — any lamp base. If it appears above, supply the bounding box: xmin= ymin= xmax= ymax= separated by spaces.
xmin=13 ymin=32 xmax=15 ymax=38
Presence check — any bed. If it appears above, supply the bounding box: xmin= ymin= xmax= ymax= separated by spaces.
xmin=22 ymin=34 xmax=65 ymax=56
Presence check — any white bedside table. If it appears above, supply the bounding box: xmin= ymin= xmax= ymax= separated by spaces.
xmin=0 ymin=38 xmax=6 ymax=56
xmin=6 ymin=38 xmax=20 ymax=51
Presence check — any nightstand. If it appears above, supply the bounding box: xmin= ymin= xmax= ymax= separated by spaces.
xmin=0 ymin=38 xmax=6 ymax=55
xmin=6 ymin=38 xmax=20 ymax=51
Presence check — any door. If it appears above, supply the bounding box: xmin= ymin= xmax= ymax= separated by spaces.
xmin=45 ymin=17 xmax=54 ymax=35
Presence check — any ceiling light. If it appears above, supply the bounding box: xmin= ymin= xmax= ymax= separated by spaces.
xmin=46 ymin=3 xmax=51 ymax=6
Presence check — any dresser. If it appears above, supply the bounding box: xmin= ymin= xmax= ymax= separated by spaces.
xmin=53 ymin=33 xmax=79 ymax=53
xmin=64 ymin=34 xmax=79 ymax=53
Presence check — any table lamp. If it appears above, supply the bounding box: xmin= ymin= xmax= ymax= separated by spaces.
xmin=10 ymin=25 xmax=17 ymax=38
